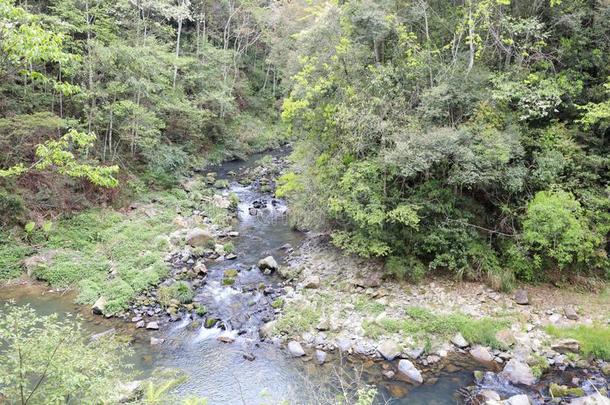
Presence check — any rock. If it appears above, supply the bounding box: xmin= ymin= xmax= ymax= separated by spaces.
xmin=23 ymin=250 xmax=57 ymax=278
xmin=514 ymin=289 xmax=529 ymax=305
xmin=217 ymin=334 xmax=235 ymax=344
xmin=479 ymin=389 xmax=501 ymax=402
xmin=336 ymin=338 xmax=353 ymax=353
xmin=259 ymin=321 xmax=276 ymax=339
xmin=501 ymin=359 xmax=536 ymax=386
xmin=90 ymin=328 xmax=116 ymax=341
xmin=549 ymin=313 xmax=562 ymax=323
xmin=470 ymin=346 xmax=494 ymax=363
xmin=92 ymin=296 xmax=107 ymax=315
xmin=551 ymin=339 xmax=580 ymax=354
xmin=315 ymin=350 xmax=327 ymax=364
xmin=505 ymin=394 xmax=531 ymax=405
xmin=382 ymin=370 xmax=395 ymax=379
xmin=146 ymin=322 xmax=159 ymax=330
xmin=451 ymin=333 xmax=469 ymax=348
xmin=243 ymin=352 xmax=256 ymax=361
xmin=564 ymin=307 xmax=579 ymax=320
xmin=112 ymin=380 xmax=143 ymax=403
xmin=136 ymin=320 xmax=145 ymax=328
xmin=405 ymin=347 xmax=425 ymax=360
xmin=186 ymin=228 xmax=213 ymax=247
xmin=316 ymin=319 xmax=330 ymax=331
xmin=397 ymin=359 xmax=423 ymax=384
xmin=354 ymin=273 xmax=382 ymax=288
xmin=288 ymin=341 xmax=305 ymax=357
xmin=258 ymin=256 xmax=278 ymax=271
xmin=354 ymin=340 xmax=376 ymax=356
xmin=495 ymin=329 xmax=516 ymax=348
xmin=303 ymin=275 xmax=321 ymax=289
xmin=193 ymin=262 xmax=207 ymax=275
xmin=569 ymin=393 xmax=610 ymax=405
xmin=150 ymin=337 xmax=164 ymax=345
xmin=378 ymin=340 xmax=401 ymax=361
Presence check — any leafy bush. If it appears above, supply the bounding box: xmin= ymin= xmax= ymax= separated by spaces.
xmin=0 ymin=236 xmax=33 ymax=280
xmin=385 ymin=256 xmax=426 ymax=282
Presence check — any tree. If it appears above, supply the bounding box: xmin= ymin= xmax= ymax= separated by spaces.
xmin=0 ymin=302 xmax=131 ymax=404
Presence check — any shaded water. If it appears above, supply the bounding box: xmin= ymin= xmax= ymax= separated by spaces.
xmin=0 ymin=150 xmax=482 ymax=404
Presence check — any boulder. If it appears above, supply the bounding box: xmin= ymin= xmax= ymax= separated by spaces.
xmin=564 ymin=306 xmax=579 ymax=321
xmin=551 ymin=339 xmax=580 ymax=354
xmin=378 ymin=340 xmax=402 ymax=361
xmin=514 ymin=289 xmax=529 ymax=305
xmin=287 ymin=341 xmax=305 ymax=357
xmin=505 ymin=394 xmax=531 ymax=405
xmin=451 ymin=333 xmax=469 ymax=348
xmin=397 ymin=359 xmax=423 ymax=384
xmin=146 ymin=322 xmax=160 ymax=330
xmin=303 ymin=275 xmax=321 ymax=289
xmin=470 ymin=346 xmax=494 ymax=363
xmin=501 ymin=359 xmax=536 ymax=386
xmin=258 ymin=256 xmax=278 ymax=271
xmin=186 ymin=228 xmax=213 ymax=247
xmin=92 ymin=296 xmax=107 ymax=315
xmin=217 ymin=334 xmax=235 ymax=344
xmin=259 ymin=321 xmax=276 ymax=339
xmin=315 ymin=350 xmax=327 ymax=364
xmin=479 ymin=389 xmax=501 ymax=402
xmin=495 ymin=329 xmax=517 ymax=348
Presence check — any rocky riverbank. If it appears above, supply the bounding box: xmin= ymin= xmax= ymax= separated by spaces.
xmin=262 ymin=236 xmax=610 ymax=404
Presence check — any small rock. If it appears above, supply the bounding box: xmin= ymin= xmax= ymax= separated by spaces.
xmin=505 ymin=394 xmax=531 ymax=405
xmin=549 ymin=313 xmax=562 ymax=323
xmin=564 ymin=307 xmax=579 ymax=321
xmin=405 ymin=347 xmax=424 ymax=360
xmin=315 ymin=350 xmax=327 ymax=364
xmin=186 ymin=228 xmax=213 ymax=247
xmin=514 ymin=289 xmax=529 ymax=305
xmin=451 ymin=333 xmax=469 ymax=348
xmin=470 ymin=346 xmax=494 ymax=363
xmin=382 ymin=370 xmax=396 ymax=379
xmin=288 ymin=341 xmax=305 ymax=357
xmin=150 ymin=337 xmax=164 ymax=345
xmin=316 ymin=319 xmax=330 ymax=331
xmin=146 ymin=322 xmax=159 ymax=330
xmin=495 ymin=329 xmax=516 ymax=347
xmin=303 ymin=275 xmax=321 ymax=289
xmin=243 ymin=352 xmax=255 ymax=361
xmin=336 ymin=338 xmax=352 ymax=353
xmin=501 ymin=359 xmax=536 ymax=386
xmin=551 ymin=339 xmax=580 ymax=354
xmin=378 ymin=340 xmax=402 ymax=361
xmin=397 ymin=359 xmax=423 ymax=384
xmin=136 ymin=320 xmax=145 ymax=328
xmin=92 ymin=296 xmax=107 ymax=315
xmin=258 ymin=256 xmax=278 ymax=271
xmin=479 ymin=389 xmax=501 ymax=402
xmin=217 ymin=334 xmax=235 ymax=344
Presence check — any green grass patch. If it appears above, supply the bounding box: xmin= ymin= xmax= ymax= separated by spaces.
xmin=353 ymin=295 xmax=385 ymax=316
xmin=0 ymin=236 xmax=34 ymax=281
xmin=546 ymin=325 xmax=610 ymax=360
xmin=364 ymin=306 xmax=510 ymax=349
xmin=274 ymin=301 xmax=321 ymax=335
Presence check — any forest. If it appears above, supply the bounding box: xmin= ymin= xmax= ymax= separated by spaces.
xmin=1 ymin=0 xmax=609 ymax=288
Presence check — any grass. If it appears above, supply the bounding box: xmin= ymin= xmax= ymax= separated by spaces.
xmin=274 ymin=301 xmax=321 ymax=335
xmin=363 ymin=306 xmax=511 ymax=349
xmin=546 ymin=324 xmax=610 ymax=361
xmin=158 ymin=281 xmax=194 ymax=307
xmin=1 ymin=185 xmax=226 ymax=315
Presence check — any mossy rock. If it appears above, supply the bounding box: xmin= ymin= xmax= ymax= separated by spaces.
xmin=205 ymin=318 xmax=218 ymax=328
xmin=186 ymin=320 xmax=201 ymax=331
xmin=222 ymin=277 xmax=235 ymax=286
xmin=224 ymin=268 xmax=238 ymax=278
xmin=271 ymin=298 xmax=284 ymax=309
xmin=549 ymin=383 xmax=585 ymax=397
xmin=195 ymin=305 xmax=207 ymax=316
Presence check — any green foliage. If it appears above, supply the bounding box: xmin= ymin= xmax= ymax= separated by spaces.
xmin=522 ymin=190 xmax=601 ymax=269
xmin=385 ymin=256 xmax=426 ymax=282
xmin=0 ymin=302 xmax=131 ymax=404
xmin=0 ymin=189 xmax=24 ymax=226
xmin=0 ymin=235 xmax=33 ymax=280
xmin=546 ymin=325 xmax=610 ymax=361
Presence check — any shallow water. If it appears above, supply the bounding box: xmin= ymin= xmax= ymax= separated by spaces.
xmin=0 ymin=149 xmax=483 ymax=404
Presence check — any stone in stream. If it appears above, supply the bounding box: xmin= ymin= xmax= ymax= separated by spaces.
xmin=501 ymin=359 xmax=536 ymax=386
xmin=302 ymin=275 xmax=321 ymax=289
xmin=90 ymin=328 xmax=116 ymax=341
xmin=92 ymin=296 xmax=107 ymax=315
xmin=505 ymin=394 xmax=531 ymax=405
xmin=287 ymin=341 xmax=305 ymax=357
xmin=258 ymin=256 xmax=278 ymax=271
xmin=397 ymin=359 xmax=423 ymax=384
xmin=470 ymin=346 xmax=494 ymax=363
xmin=479 ymin=389 xmax=501 ymax=402
xmin=514 ymin=289 xmax=529 ymax=305
xmin=315 ymin=350 xmax=327 ymax=364
xmin=217 ymin=334 xmax=235 ymax=344
xmin=451 ymin=333 xmax=469 ymax=348
xmin=186 ymin=228 xmax=213 ymax=247
xmin=377 ymin=340 xmax=401 ymax=361
xmin=146 ymin=321 xmax=159 ymax=330
xmin=150 ymin=337 xmax=165 ymax=345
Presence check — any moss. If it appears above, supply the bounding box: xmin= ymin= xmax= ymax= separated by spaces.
xmin=222 ymin=278 xmax=235 ymax=286
xmin=195 ymin=305 xmax=207 ymax=316
xmin=224 ymin=268 xmax=238 ymax=278
xmin=223 ymin=242 xmax=235 ymax=254
xmin=546 ymin=325 xmax=610 ymax=361
xmin=529 ymin=354 xmax=549 ymax=378
xmin=204 ymin=318 xmax=218 ymax=328
xmin=271 ymin=298 xmax=284 ymax=309
xmin=549 ymin=383 xmax=585 ymax=398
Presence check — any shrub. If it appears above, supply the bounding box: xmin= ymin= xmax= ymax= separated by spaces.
xmin=0 ymin=189 xmax=24 ymax=226
xmin=385 ymin=256 xmax=426 ymax=282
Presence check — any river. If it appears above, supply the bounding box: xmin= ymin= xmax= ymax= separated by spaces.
xmin=0 ymin=150 xmax=482 ymax=404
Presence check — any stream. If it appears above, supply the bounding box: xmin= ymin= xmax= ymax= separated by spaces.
xmin=0 ymin=150 xmax=484 ymax=404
